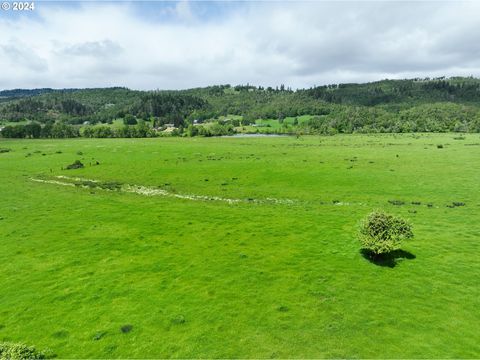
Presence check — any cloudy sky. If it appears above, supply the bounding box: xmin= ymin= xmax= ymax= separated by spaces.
xmin=0 ymin=1 xmax=480 ymax=90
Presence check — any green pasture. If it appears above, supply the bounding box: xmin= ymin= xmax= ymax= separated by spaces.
xmin=0 ymin=133 xmax=479 ymax=358
xmin=255 ymin=115 xmax=312 ymax=128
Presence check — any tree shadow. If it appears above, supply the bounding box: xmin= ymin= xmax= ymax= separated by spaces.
xmin=360 ymin=249 xmax=416 ymax=268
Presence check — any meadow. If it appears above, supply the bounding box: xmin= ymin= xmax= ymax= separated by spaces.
xmin=0 ymin=133 xmax=479 ymax=358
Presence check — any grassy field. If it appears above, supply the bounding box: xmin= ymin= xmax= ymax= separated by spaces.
xmin=255 ymin=115 xmax=313 ymax=128
xmin=0 ymin=133 xmax=479 ymax=358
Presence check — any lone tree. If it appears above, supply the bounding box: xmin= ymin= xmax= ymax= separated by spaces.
xmin=358 ymin=211 xmax=413 ymax=257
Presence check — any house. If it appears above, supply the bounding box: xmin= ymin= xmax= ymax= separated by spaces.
xmin=161 ymin=124 xmax=177 ymax=134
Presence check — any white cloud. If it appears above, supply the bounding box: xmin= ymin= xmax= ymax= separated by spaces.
xmin=0 ymin=1 xmax=480 ymax=90
xmin=1 ymin=39 xmax=48 ymax=72
xmin=61 ymin=40 xmax=123 ymax=58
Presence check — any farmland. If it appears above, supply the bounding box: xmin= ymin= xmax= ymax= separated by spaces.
xmin=0 ymin=133 xmax=479 ymax=358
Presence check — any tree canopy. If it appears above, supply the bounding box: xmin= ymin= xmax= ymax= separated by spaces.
xmin=2 ymin=77 xmax=480 ymax=138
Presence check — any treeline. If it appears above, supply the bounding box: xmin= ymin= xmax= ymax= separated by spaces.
xmin=300 ymin=103 xmax=480 ymax=134
xmin=185 ymin=123 xmax=235 ymax=137
xmin=83 ymin=123 xmax=156 ymax=138
xmin=303 ymin=78 xmax=480 ymax=106
xmin=0 ymin=122 xmax=156 ymax=139
xmin=0 ymin=123 xmax=79 ymax=138
xmin=0 ymin=88 xmax=59 ymax=100
xmin=0 ymin=121 xmax=237 ymax=138
xmin=2 ymin=77 xmax=480 ymax=135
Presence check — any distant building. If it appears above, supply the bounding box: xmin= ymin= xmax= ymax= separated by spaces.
xmin=162 ymin=124 xmax=177 ymax=133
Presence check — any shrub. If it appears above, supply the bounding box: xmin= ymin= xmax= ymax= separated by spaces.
xmin=66 ymin=160 xmax=84 ymax=170
xmin=0 ymin=342 xmax=48 ymax=359
xmin=358 ymin=211 xmax=413 ymax=256
xmin=93 ymin=331 xmax=106 ymax=341
xmin=388 ymin=200 xmax=405 ymax=206
xmin=171 ymin=315 xmax=186 ymax=325
xmin=123 ymin=114 xmax=137 ymax=125
xmin=120 ymin=324 xmax=133 ymax=333
xmin=99 ymin=181 xmax=122 ymax=191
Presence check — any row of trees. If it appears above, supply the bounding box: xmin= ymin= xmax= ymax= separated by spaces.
xmin=0 ymin=123 xmax=79 ymax=138
xmin=185 ymin=123 xmax=235 ymax=137
xmin=0 ymin=121 xmax=238 ymax=139
xmin=0 ymin=123 xmax=157 ymax=139
xmin=82 ymin=123 xmax=156 ymax=138
xmin=300 ymin=103 xmax=480 ymax=135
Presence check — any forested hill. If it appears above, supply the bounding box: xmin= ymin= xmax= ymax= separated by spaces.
xmin=1 ymin=77 xmax=480 ymax=136
xmin=0 ymin=88 xmax=58 ymax=101
xmin=303 ymin=77 xmax=480 ymax=105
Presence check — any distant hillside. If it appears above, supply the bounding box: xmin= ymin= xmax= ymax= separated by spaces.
xmin=0 ymin=88 xmax=63 ymax=100
xmin=1 ymin=77 xmax=480 ymax=135
xmin=303 ymin=77 xmax=480 ymax=106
